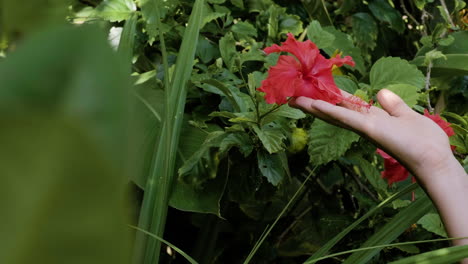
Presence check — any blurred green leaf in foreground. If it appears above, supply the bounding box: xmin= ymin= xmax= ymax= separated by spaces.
xmin=0 ymin=25 xmax=131 ymax=264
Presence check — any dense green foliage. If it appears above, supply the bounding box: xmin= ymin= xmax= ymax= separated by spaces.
xmin=1 ymin=0 xmax=468 ymax=264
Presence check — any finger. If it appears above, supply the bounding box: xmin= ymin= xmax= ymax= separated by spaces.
xmin=338 ymin=90 xmax=387 ymax=116
xmin=290 ymin=97 xmax=355 ymax=129
xmin=377 ymin=89 xmax=413 ymax=117
xmin=293 ymin=96 xmax=371 ymax=133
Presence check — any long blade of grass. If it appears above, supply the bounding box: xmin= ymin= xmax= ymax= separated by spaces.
xmin=130 ymin=225 xmax=199 ymax=264
xmin=320 ymin=0 xmax=333 ymax=25
xmin=304 ymin=236 xmax=468 ymax=263
xmin=388 ymin=245 xmax=468 ymax=264
xmin=306 ymin=237 xmax=468 ymax=261
xmin=243 ymin=166 xmax=318 ymax=264
xmin=133 ymin=1 xmax=205 ymax=264
xmin=117 ymin=13 xmax=137 ymax=69
xmin=341 ymin=196 xmax=432 ymax=264
xmin=304 ymin=182 xmax=418 ymax=263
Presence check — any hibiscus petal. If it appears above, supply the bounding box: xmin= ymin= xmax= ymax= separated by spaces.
xmin=382 ymin=158 xmax=409 ymax=186
xmin=329 ymin=54 xmax=355 ymax=67
xmin=423 ymin=109 xmax=455 ymax=137
xmin=297 ymin=55 xmax=342 ymax=104
xmin=376 ymin=148 xmax=392 ymax=159
xmin=258 ymin=55 xmax=301 ymax=104
xmin=264 ymin=33 xmax=319 ymax=72
xmin=376 ymin=149 xmax=409 ymax=186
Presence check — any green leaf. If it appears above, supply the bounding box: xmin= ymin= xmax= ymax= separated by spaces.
xmin=418 ymin=213 xmax=448 ymax=237
xmin=354 ymin=156 xmax=388 ymax=194
xmin=411 ymin=54 xmax=468 ymax=76
xmin=317 ymin=164 xmax=344 ymax=194
xmin=414 ymin=0 xmax=431 ymax=10
xmin=438 ymin=32 xmax=468 ymax=54
xmin=342 ymin=196 xmax=433 ymax=264
xmin=253 ymin=124 xmax=286 ymax=154
xmin=247 ymin=71 xmax=265 ymax=97
xmin=219 ymin=32 xmax=239 ymax=72
xmin=231 ymin=0 xmax=245 ymax=9
xmin=200 ymin=79 xmax=245 ymax=112
xmin=202 ymin=11 xmax=226 ymax=28
xmin=257 ymin=150 xmax=285 ymax=186
xmin=370 ymin=57 xmax=425 ymax=90
xmin=424 ymin=49 xmax=447 ymax=65
xmin=239 ymin=41 xmax=265 ymax=64
xmin=384 ymin=84 xmax=420 ymax=108
xmin=322 ymin=26 xmax=366 ymax=75
xmin=168 ymin=123 xmax=225 ymax=216
xmin=308 ymin=119 xmax=360 ymax=166
xmin=128 ymin=84 xmax=164 ymax=188
xmin=138 ymin=0 xmax=161 ymax=42
xmin=219 ymin=132 xmax=254 ymax=157
xmin=261 ymin=104 xmax=306 ymax=125
xmin=94 ymin=0 xmax=136 ymax=22
xmin=368 ymin=0 xmax=405 ymax=33
xmin=247 ymin=0 xmax=274 ymax=13
xmin=306 ymin=20 xmax=336 ymax=49
xmin=335 ymin=0 xmax=357 ymax=15
xmin=437 ymin=35 xmax=454 ymax=46
xmin=334 ymin=76 xmax=359 ymax=94
xmin=278 ymin=13 xmax=303 ymax=36
xmin=266 ymin=5 xmax=280 ymax=41
xmin=352 ymin=12 xmax=378 ymax=51
xmin=196 ymin=37 xmax=220 ymax=64
xmin=266 ymin=5 xmax=303 ymax=40
xmin=1 ymin=0 xmax=70 ymax=35
xmin=231 ymin=21 xmax=258 ymax=39
xmin=0 ymin=25 xmax=130 ymax=264
xmin=178 ymin=131 xmax=226 ymax=187
xmin=437 ymin=6 xmax=453 ymax=27
xmin=389 ymin=245 xmax=468 ymax=264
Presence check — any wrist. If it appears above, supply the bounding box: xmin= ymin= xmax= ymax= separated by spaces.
xmin=421 ymin=155 xmax=468 ymax=196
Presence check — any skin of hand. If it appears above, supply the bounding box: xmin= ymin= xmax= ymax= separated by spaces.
xmin=290 ymin=89 xmax=468 ymax=259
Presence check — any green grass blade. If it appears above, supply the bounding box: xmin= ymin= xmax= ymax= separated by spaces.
xmin=130 ymin=225 xmax=199 ymax=264
xmin=389 ymin=245 xmax=468 ymax=264
xmin=341 ymin=196 xmax=432 ymax=264
xmin=243 ymin=166 xmax=318 ymax=264
xmin=117 ymin=13 xmax=137 ymax=69
xmin=132 ymin=1 xmax=205 ymax=264
xmin=304 ymin=236 xmax=468 ymax=263
xmin=304 ymin=183 xmax=418 ymax=263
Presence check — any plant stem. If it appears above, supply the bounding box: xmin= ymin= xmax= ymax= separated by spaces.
xmin=347 ymin=166 xmax=379 ymax=202
xmin=439 ymin=0 xmax=456 ymax=28
xmin=424 ymin=61 xmax=434 ymax=112
xmin=400 ymin=0 xmax=421 ymax=28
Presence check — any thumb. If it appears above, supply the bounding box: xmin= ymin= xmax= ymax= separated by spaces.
xmin=377 ymin=89 xmax=412 ymax=117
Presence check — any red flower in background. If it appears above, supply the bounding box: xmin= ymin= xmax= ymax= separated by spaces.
xmin=377 ymin=110 xmax=456 ymax=186
xmin=258 ymin=33 xmax=355 ymax=105
xmin=423 ymin=109 xmax=455 ymax=137
xmin=376 ymin=149 xmax=409 ymax=186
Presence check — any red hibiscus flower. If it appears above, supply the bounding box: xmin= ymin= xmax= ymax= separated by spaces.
xmin=376 ymin=149 xmax=409 ymax=186
xmin=377 ymin=110 xmax=455 ymax=186
xmin=258 ymin=33 xmax=357 ymax=105
xmin=423 ymin=109 xmax=455 ymax=137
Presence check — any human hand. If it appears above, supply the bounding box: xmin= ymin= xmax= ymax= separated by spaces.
xmin=290 ymin=89 xmax=455 ymax=186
